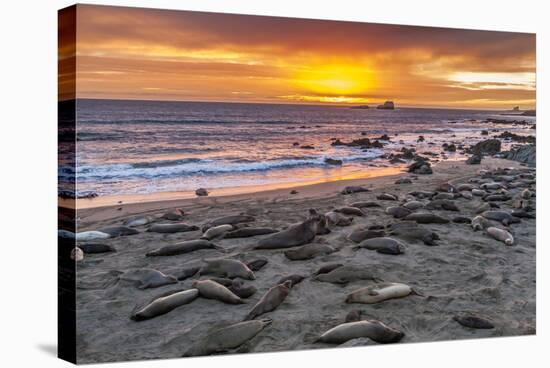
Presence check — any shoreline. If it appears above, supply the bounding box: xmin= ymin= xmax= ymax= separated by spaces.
xmin=76 ymin=157 xmax=514 ymax=228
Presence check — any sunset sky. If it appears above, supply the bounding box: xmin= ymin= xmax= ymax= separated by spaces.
xmin=64 ymin=4 xmax=536 ymax=109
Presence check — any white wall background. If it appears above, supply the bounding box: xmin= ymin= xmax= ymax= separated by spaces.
xmin=0 ymin=0 xmax=546 ymax=367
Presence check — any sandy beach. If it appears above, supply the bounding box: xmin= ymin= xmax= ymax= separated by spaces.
xmin=72 ymin=157 xmax=536 ymax=363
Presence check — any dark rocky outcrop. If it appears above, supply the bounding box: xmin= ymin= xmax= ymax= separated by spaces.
xmin=496 ymin=131 xmax=536 ymax=144
xmin=502 ymin=145 xmax=536 ymax=166
xmin=324 ymin=158 xmax=343 ymax=165
xmin=377 ymin=101 xmax=395 ymax=110
xmin=331 ymin=138 xmax=384 ymax=149
xmin=408 ymin=157 xmax=432 ymax=175
xmin=470 ymin=139 xmax=501 ymax=156
xmin=465 ymin=154 xmax=482 ymax=165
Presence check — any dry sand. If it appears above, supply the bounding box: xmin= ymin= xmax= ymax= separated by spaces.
xmin=73 ymin=158 xmax=536 ymax=363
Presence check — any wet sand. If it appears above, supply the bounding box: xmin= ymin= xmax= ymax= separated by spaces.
xmin=73 ymin=157 xmax=536 ymax=363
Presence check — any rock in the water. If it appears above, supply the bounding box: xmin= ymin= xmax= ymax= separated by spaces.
xmin=195 ymin=188 xmax=209 ymax=196
xmin=325 ymin=158 xmax=343 ymax=165
xmin=471 ymin=139 xmax=501 ymax=156
xmin=377 ymin=101 xmax=395 ymax=110
xmin=502 ymin=144 xmax=536 ymax=166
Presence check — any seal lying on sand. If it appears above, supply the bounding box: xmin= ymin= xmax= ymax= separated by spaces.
xmin=388 ymin=224 xmax=439 ymax=246
xmin=385 ymin=206 xmax=412 ymax=219
xmin=341 ymin=186 xmax=369 ymax=195
xmin=313 ymin=263 xmax=343 ymax=276
xmin=146 ymin=239 xmax=220 ymax=257
xmin=229 ymin=280 xmax=257 ymax=299
xmin=325 ymin=211 xmax=354 ymax=226
xmin=354 ymin=237 xmax=406 ymax=255
xmin=334 ymin=207 xmax=364 ymax=217
xmin=74 ymin=231 xmax=111 ymax=242
xmin=97 ymin=226 xmax=139 ymax=237
xmin=175 ymin=266 xmax=200 ymax=281
xmin=277 ymin=274 xmax=305 ymax=287
xmin=124 ymin=215 xmax=155 ymax=227
xmin=255 ymin=209 xmax=330 ymax=249
xmin=183 ymin=319 xmax=272 ymax=357
xmin=317 ymin=320 xmax=404 ymax=344
xmin=192 ymin=279 xmax=246 ymax=304
xmin=284 ymin=243 xmax=336 ymax=261
xmin=345 ymin=282 xmax=419 ymax=304
xmin=471 ymin=215 xmax=494 ymax=231
xmin=246 ymin=259 xmax=268 ymax=271
xmin=314 ymin=265 xmax=380 ymax=284
xmin=120 ymin=269 xmax=178 ymax=289
xmin=453 ymin=313 xmax=494 ymax=329
xmin=131 ymin=289 xmax=199 ymax=321
xmin=425 ymin=200 xmax=459 ymax=211
xmin=201 ymin=214 xmax=255 ymax=232
xmin=224 ymin=228 xmax=277 ymax=238
xmin=351 ymin=201 xmax=381 ymax=208
xmin=147 ymin=223 xmax=199 ymax=234
xmin=486 ymin=227 xmax=514 ymax=245
xmin=199 ymin=259 xmax=256 ymax=280
xmin=244 ymin=280 xmax=292 ymax=320
xmin=161 ymin=209 xmax=185 ymax=221
xmin=481 ymin=211 xmax=521 ymax=226
xmin=77 ymin=243 xmax=116 ymax=253
xmin=403 ymin=201 xmax=424 ymax=210
xmin=201 ymin=224 xmax=234 ymax=240
xmin=403 ymin=213 xmax=450 ymax=224
xmin=348 ymin=229 xmax=386 ymax=243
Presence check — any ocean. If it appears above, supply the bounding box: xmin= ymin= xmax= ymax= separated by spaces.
xmin=61 ymin=99 xmax=534 ymax=201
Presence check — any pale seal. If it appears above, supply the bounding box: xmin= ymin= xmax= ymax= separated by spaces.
xmin=75 ymin=231 xmax=111 ymax=242
xmin=377 ymin=193 xmax=398 ymax=201
xmin=131 ymin=288 xmax=199 ymax=321
xmin=471 ymin=215 xmax=492 ymax=231
xmin=201 ymin=224 xmax=234 ymax=240
xmin=199 ymin=258 xmax=256 ymax=280
xmin=124 ymin=215 xmax=155 ymax=227
xmin=183 ymin=319 xmax=272 ymax=357
xmin=486 ymin=227 xmax=514 ymax=245
xmin=345 ymin=282 xmax=418 ymax=304
xmin=71 ymin=247 xmax=84 ymax=262
xmin=147 ymin=223 xmax=199 ymax=234
xmin=120 ymin=269 xmax=178 ymax=289
xmin=146 ymin=239 xmax=220 ymax=257
xmin=192 ymin=279 xmax=245 ymax=304
xmin=284 ymin=243 xmax=335 ymax=261
xmin=317 ymin=320 xmax=404 ymax=344
xmin=255 ymin=209 xmax=330 ymax=250
xmin=325 ymin=211 xmax=354 ymax=226
xmin=244 ymin=280 xmax=292 ymax=320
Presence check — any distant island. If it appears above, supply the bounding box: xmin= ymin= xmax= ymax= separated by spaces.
xmin=501 ymin=106 xmax=536 ymax=117
xmin=377 ymin=101 xmax=395 ymax=110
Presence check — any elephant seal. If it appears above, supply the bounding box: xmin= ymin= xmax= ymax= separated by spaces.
xmin=481 ymin=211 xmax=520 ymax=226
xmin=511 ymin=209 xmax=535 ymax=219
xmin=403 ymin=213 xmax=450 ymax=224
xmin=471 ymin=215 xmax=493 ymax=231
xmin=334 ymin=207 xmax=364 ymax=217
xmin=460 ymin=191 xmax=473 ymax=200
xmin=201 ymin=214 xmax=255 ymax=232
xmin=201 ymin=224 xmax=234 ymax=240
xmin=192 ymin=279 xmax=246 ymax=304
xmin=75 ymin=231 xmax=111 ymax=241
xmin=183 ymin=319 xmax=272 ymax=357
xmin=345 ymin=282 xmax=418 ymax=304
xmin=425 ymin=199 xmax=459 ymax=212
xmin=97 ymin=226 xmax=139 ymax=237
xmin=246 ymin=259 xmax=268 ymax=271
xmin=453 ymin=313 xmax=494 ymax=329
xmin=408 ymin=190 xmax=435 ymax=199
xmin=313 ymin=263 xmax=343 ymax=276
xmin=77 ymin=243 xmax=116 ymax=253
xmin=71 ymin=247 xmax=84 ymax=262
xmin=355 ymin=237 xmax=406 ymax=255
xmin=472 ymin=189 xmax=486 ymax=196
xmin=255 ymin=209 xmax=330 ymax=249
xmin=284 ymin=243 xmax=335 ymax=261
xmin=452 ymin=216 xmax=471 ymax=224
xmin=457 ymin=184 xmax=475 ymax=191
xmin=317 ymin=320 xmax=404 ymax=344
xmin=435 ymin=182 xmax=456 ymax=193
xmin=314 ymin=265 xmax=380 ymax=284
xmin=385 ymin=206 xmax=412 ymax=219
xmin=199 ymin=258 xmax=255 ymax=280
xmin=175 ymin=266 xmax=200 ymax=281
xmin=224 ymin=228 xmax=278 ymax=239
xmin=351 ymin=201 xmax=381 ymax=208
xmin=377 ymin=193 xmax=398 ymax=201
xmin=389 ymin=226 xmax=439 ymax=246
xmin=480 ymin=182 xmax=502 ymax=190
xmin=348 ymin=229 xmax=386 ymax=243
xmin=124 ymin=215 xmax=155 ymax=227
xmin=341 ymin=186 xmax=369 ymax=195
xmin=402 ymin=201 xmax=424 ymax=210
xmin=229 ymin=280 xmax=257 ymax=299
xmin=521 ymin=188 xmax=534 ymax=199
xmin=131 ymin=289 xmax=199 ymax=321
xmin=486 ymin=227 xmax=514 ymax=245
xmin=147 ymin=223 xmax=199 ymax=234
xmin=244 ymin=280 xmax=292 ymax=320
xmin=146 ymin=239 xmax=220 ymax=257
xmin=161 ymin=208 xmax=185 ymax=221
xmin=277 ymin=274 xmax=305 ymax=287
xmin=433 ymin=192 xmax=455 ymax=200
xmin=325 ymin=211 xmax=354 ymax=226
xmin=120 ymin=269 xmax=178 ymax=289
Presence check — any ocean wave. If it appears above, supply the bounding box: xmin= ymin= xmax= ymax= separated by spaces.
xmin=71 ymin=151 xmax=383 ymax=181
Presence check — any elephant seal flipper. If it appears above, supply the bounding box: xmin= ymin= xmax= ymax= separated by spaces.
xmin=244 ymin=280 xmax=292 ymax=320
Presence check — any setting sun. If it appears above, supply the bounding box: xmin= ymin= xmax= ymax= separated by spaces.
xmin=294 ymin=64 xmax=375 ymax=96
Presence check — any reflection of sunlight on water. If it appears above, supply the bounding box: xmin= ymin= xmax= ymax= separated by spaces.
xmin=75 ymin=165 xmax=404 ymax=208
